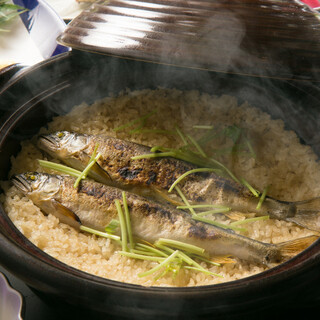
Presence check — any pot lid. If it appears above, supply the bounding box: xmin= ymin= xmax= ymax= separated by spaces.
xmin=57 ymin=0 xmax=320 ymax=81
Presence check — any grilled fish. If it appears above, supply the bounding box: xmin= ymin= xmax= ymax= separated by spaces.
xmin=12 ymin=172 xmax=317 ymax=266
xmin=38 ymin=131 xmax=320 ymax=232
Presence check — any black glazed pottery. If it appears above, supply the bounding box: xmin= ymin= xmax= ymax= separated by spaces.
xmin=0 ymin=50 xmax=320 ymax=319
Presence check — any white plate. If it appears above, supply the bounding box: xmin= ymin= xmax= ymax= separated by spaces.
xmin=0 ymin=0 xmax=69 ymax=67
xmin=0 ymin=272 xmax=23 ymax=320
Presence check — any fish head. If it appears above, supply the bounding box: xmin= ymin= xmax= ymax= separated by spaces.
xmin=12 ymin=172 xmax=61 ymax=201
xmin=37 ymin=131 xmax=88 ymax=159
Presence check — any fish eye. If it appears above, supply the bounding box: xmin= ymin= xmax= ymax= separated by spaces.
xmin=264 ymin=255 xmax=270 ymax=263
xmin=26 ymin=173 xmax=37 ymax=181
xmin=57 ymin=132 xmax=65 ymax=139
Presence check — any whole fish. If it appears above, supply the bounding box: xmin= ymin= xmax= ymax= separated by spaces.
xmin=38 ymin=131 xmax=320 ymax=232
xmin=11 ymin=172 xmax=317 ymax=266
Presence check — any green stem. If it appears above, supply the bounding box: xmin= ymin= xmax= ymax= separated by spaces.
xmin=79 ymin=225 xmax=120 ymax=242
xmin=115 ymin=199 xmax=128 ymax=252
xmin=138 ymin=250 xmax=180 ymax=277
xmin=131 ymin=152 xmax=175 ymax=160
xmin=191 ymin=255 xmax=221 ymax=267
xmin=38 ymin=160 xmax=82 ymax=178
xmin=208 ymin=157 xmax=240 ymax=183
xmin=196 ymin=207 xmax=231 ymax=217
xmin=177 ymin=204 xmax=229 ymax=210
xmin=230 ymin=215 xmax=269 ymax=226
xmin=135 ymin=243 xmax=169 ymax=257
xmin=119 ymin=251 xmax=166 ymax=262
xmin=155 ymin=238 xmax=205 ymax=256
xmin=175 ymin=126 xmax=189 ymax=146
xmin=240 ymin=178 xmax=260 ymax=197
xmin=131 ymin=129 xmax=176 ymax=135
xmin=256 ymin=186 xmax=269 ymax=210
xmin=193 ymin=125 xmax=214 ymax=130
xmin=183 ymin=266 xmax=222 ymax=277
xmin=114 ymin=109 xmax=157 ymax=132
xmin=174 ymin=186 xmax=196 ymax=215
xmin=122 ymin=191 xmax=134 ymax=249
xmin=73 ymin=153 xmax=101 ymax=188
xmin=186 ymin=134 xmax=207 ymax=158
xmin=169 ymin=168 xmax=219 ymax=193
xmin=192 ymin=215 xmax=246 ymax=232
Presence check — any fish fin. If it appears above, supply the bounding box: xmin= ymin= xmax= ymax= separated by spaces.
xmin=277 ymin=235 xmax=318 ymax=258
xmin=210 ymin=255 xmax=237 ymax=264
xmin=150 ymin=186 xmax=185 ymax=206
xmin=287 ymin=197 xmax=320 ymax=233
xmin=40 ymin=199 xmax=81 ymax=229
xmin=88 ymin=161 xmax=113 ymax=184
xmin=81 ymin=152 xmax=113 ymax=185
xmin=224 ymin=211 xmax=247 ymax=221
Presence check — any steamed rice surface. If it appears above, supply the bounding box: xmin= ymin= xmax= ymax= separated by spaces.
xmin=2 ymin=88 xmax=319 ymax=287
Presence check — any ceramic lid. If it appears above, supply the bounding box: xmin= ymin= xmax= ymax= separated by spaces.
xmin=57 ymin=0 xmax=320 ymax=81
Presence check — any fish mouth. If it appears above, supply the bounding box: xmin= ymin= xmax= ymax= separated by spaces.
xmin=11 ymin=175 xmax=32 ymax=193
xmin=37 ymin=134 xmax=60 ymax=151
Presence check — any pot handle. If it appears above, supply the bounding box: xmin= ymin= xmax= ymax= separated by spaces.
xmin=0 ymin=64 xmax=25 ymax=92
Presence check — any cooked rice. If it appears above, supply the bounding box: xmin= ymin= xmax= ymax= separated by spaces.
xmin=1 ymin=88 xmax=319 ymax=287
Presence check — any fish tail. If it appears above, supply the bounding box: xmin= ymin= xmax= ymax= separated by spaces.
xmin=287 ymin=197 xmax=320 ymax=233
xmin=277 ymin=235 xmax=318 ymax=258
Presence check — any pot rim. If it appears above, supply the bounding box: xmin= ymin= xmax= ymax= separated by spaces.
xmin=0 ymin=51 xmax=319 ymax=315
xmin=0 ymin=209 xmax=319 ymax=295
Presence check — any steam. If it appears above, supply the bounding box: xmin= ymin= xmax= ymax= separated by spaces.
xmin=159 ymin=9 xmax=250 ymax=74
xmin=4 ymin=0 xmax=320 ymax=156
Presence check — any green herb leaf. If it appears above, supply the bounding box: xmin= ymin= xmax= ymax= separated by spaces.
xmin=0 ymin=1 xmax=28 ymax=31
xmin=104 ymin=219 xmax=120 ymax=234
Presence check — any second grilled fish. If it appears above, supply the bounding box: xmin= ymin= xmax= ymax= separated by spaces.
xmin=12 ymin=172 xmax=317 ymax=266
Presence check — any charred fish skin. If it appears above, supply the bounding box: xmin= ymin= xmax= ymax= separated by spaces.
xmin=37 ymin=131 xmax=320 ymax=232
xmin=38 ymin=131 xmax=195 ymax=190
xmin=11 ymin=172 xmax=317 ymax=266
xmin=37 ymin=132 xmax=260 ymax=206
